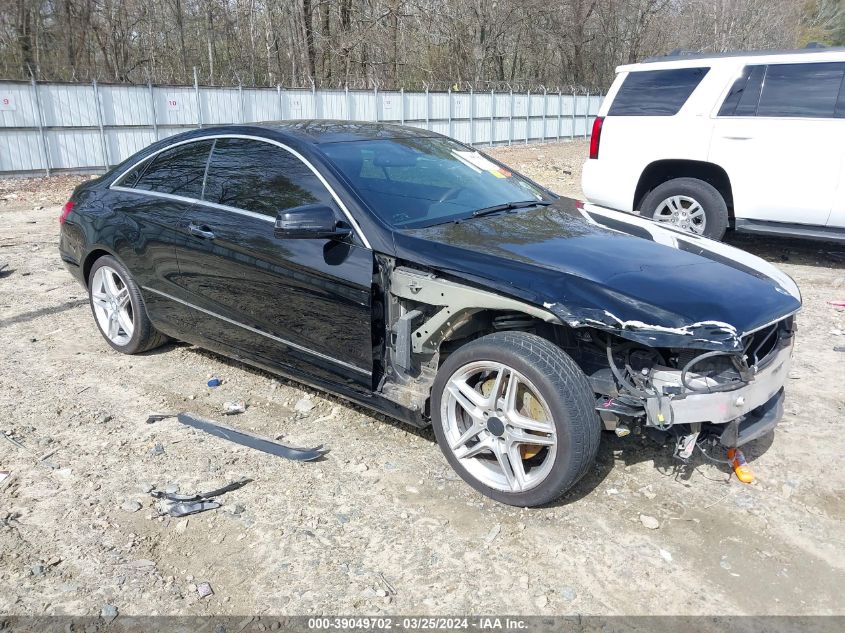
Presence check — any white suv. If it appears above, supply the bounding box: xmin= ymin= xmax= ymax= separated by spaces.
xmin=582 ymin=48 xmax=845 ymax=242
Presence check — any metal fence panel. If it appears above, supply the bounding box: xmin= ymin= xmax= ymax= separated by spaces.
xmin=45 ymin=129 xmax=103 ymax=169
xmin=202 ymin=87 xmax=240 ymax=125
xmin=39 ymin=84 xmax=98 ymax=127
xmin=245 ymin=88 xmax=282 ymax=122
xmin=404 ymin=92 xmax=427 ymax=122
xmin=493 ymin=119 xmax=510 ymax=144
xmin=349 ymin=91 xmax=375 ymax=121
xmin=429 ymin=92 xmax=450 ymax=121
xmin=106 ymin=128 xmax=157 ymax=165
xmin=100 ymin=85 xmax=152 ymax=126
xmin=318 ymin=89 xmax=347 ymax=119
xmin=377 ymin=91 xmax=402 ymax=122
xmin=474 ymin=120 xmax=492 ymax=145
xmin=155 ymin=86 xmax=200 ymax=127
xmin=0 ymin=80 xmax=602 ymax=174
xmin=285 ymin=89 xmax=316 ymax=119
xmin=473 ymin=93 xmax=491 ymax=119
xmin=451 ymin=120 xmax=471 ymax=145
xmin=0 ymin=130 xmax=44 ymax=171
xmin=0 ymin=83 xmax=39 ymax=127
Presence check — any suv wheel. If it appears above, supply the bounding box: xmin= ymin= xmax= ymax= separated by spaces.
xmin=640 ymin=177 xmax=728 ymax=240
xmin=431 ymin=332 xmax=600 ymax=507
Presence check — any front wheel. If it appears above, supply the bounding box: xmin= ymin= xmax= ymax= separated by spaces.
xmin=640 ymin=177 xmax=729 ymax=240
xmin=431 ymin=332 xmax=600 ymax=506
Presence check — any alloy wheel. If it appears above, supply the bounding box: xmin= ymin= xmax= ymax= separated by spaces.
xmin=440 ymin=361 xmax=557 ymax=493
xmin=652 ymin=195 xmax=706 ymax=234
xmin=91 ymin=265 xmax=134 ymax=346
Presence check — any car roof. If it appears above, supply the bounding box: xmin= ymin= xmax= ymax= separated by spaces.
xmin=250 ymin=119 xmax=441 ymax=144
xmin=617 ymin=47 xmax=845 ymax=73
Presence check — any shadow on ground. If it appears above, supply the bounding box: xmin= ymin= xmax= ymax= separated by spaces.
xmin=726 ymin=231 xmax=845 ymax=269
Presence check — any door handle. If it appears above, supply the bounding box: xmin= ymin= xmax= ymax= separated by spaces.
xmin=722 ymin=135 xmax=753 ymax=140
xmin=188 ymin=223 xmax=215 ymax=239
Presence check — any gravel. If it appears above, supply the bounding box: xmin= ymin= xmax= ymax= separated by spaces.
xmin=1 ymin=140 xmax=844 ymax=616
xmin=639 ymin=514 xmax=660 ymax=530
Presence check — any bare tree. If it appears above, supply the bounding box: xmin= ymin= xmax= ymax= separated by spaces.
xmin=0 ymin=0 xmax=825 ymax=88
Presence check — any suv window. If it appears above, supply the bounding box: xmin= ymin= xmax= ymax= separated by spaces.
xmin=718 ymin=65 xmax=766 ymax=116
xmin=758 ymin=62 xmax=845 ymax=118
xmin=203 ymin=138 xmax=334 ymax=217
xmin=608 ymin=67 xmax=710 ymax=116
xmin=133 ymin=141 xmax=213 ymax=197
xmin=720 ymin=62 xmax=845 ymax=118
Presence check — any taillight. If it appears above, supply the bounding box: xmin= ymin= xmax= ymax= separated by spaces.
xmin=59 ymin=201 xmax=74 ymax=224
xmin=589 ymin=116 xmax=604 ymax=159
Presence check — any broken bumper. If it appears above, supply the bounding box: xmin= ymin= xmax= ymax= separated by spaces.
xmin=667 ymin=338 xmax=793 ymax=426
xmin=717 ymin=388 xmax=784 ymax=448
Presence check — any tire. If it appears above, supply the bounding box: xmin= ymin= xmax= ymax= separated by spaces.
xmin=640 ymin=177 xmax=729 ymax=240
xmin=87 ymin=255 xmax=168 ymax=354
xmin=431 ymin=331 xmax=600 ymax=507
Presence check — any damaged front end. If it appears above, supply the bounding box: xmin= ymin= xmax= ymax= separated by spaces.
xmin=587 ymin=315 xmax=795 ymax=458
xmin=376 ymin=263 xmax=796 ymax=462
xmin=386 ymin=199 xmax=802 ymax=470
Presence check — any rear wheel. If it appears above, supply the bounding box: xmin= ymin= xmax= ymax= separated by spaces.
xmin=87 ymin=255 xmax=167 ymax=354
xmin=431 ymin=332 xmax=600 ymax=506
xmin=640 ymin=177 xmax=728 ymax=240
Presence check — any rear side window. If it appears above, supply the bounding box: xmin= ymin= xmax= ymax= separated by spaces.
xmin=758 ymin=62 xmax=845 ymax=118
xmin=718 ymin=65 xmax=766 ymax=116
xmin=720 ymin=62 xmax=845 ymax=118
xmin=133 ymin=141 xmax=213 ymax=197
xmin=608 ymin=67 xmax=710 ymax=116
xmin=202 ymin=138 xmax=334 ymax=217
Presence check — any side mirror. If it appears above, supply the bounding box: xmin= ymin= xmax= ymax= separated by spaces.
xmin=274 ymin=204 xmax=352 ymax=240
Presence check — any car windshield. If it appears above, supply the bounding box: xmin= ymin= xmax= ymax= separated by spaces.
xmin=320 ymin=136 xmax=552 ymax=228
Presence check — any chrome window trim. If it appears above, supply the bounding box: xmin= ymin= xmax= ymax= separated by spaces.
xmin=110 ymin=133 xmax=372 ymax=249
xmin=142 ymin=286 xmax=371 ymax=377
xmin=111 ymin=185 xmax=274 ymax=224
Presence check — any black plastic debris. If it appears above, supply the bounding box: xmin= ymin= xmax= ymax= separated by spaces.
xmin=151 ymin=478 xmax=252 ymax=502
xmin=151 ymin=477 xmax=252 ymax=518
xmin=145 ymin=412 xmax=177 ymax=424
xmin=177 ymin=412 xmax=327 ymax=461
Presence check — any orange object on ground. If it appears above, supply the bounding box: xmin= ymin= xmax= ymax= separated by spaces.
xmin=727 ymin=448 xmax=755 ymax=483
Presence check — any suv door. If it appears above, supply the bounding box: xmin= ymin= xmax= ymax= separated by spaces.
xmin=829 ymin=85 xmax=845 ymax=229
xmin=172 ymin=137 xmax=374 ymax=390
xmin=709 ymin=62 xmax=845 ymax=227
xmin=109 ymin=139 xmax=213 ymax=336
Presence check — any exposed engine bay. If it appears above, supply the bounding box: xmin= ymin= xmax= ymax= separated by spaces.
xmin=375 ymin=262 xmax=796 ymax=462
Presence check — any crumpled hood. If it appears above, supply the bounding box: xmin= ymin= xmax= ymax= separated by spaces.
xmin=394 ymin=198 xmax=801 ymax=351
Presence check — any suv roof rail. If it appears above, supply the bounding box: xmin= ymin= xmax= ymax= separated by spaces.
xmin=641 ymin=46 xmax=845 ymax=63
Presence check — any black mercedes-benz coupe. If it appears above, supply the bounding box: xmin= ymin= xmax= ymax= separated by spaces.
xmin=59 ymin=121 xmax=801 ymax=506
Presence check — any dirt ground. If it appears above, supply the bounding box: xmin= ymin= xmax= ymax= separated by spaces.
xmin=1 ymin=140 xmax=844 ymax=618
